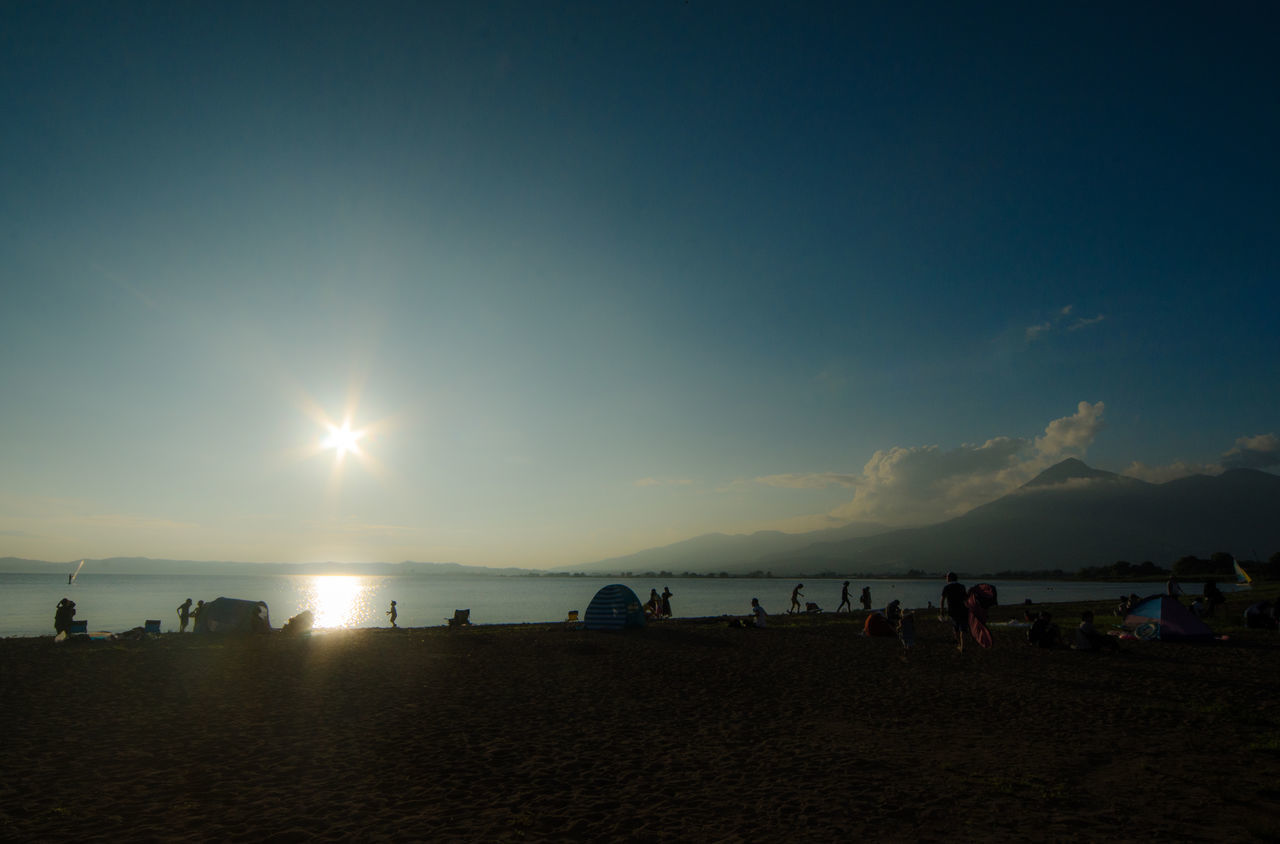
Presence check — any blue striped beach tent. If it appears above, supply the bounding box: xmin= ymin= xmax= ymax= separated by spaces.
xmin=1124 ymin=594 xmax=1212 ymax=642
xmin=584 ymin=584 xmax=646 ymax=631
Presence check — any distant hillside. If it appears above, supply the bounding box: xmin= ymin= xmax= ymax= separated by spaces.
xmin=560 ymin=521 xmax=891 ymax=574
xmin=0 ymin=557 xmax=536 ymax=577
xmin=756 ymin=460 xmax=1280 ymax=575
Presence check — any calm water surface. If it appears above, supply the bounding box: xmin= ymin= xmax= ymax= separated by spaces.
xmin=0 ymin=573 xmax=1187 ymax=638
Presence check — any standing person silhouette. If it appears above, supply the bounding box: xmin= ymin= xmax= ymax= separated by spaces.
xmin=386 ymin=601 xmax=398 ymax=628
xmin=837 ymin=581 xmax=852 ymax=612
xmin=940 ymin=572 xmax=969 ymax=652
xmin=176 ymin=598 xmax=193 ymax=633
xmin=790 ymin=583 xmax=804 ymax=614
xmin=860 ymin=586 xmax=872 ymax=611
xmin=191 ymin=599 xmax=205 ymax=631
xmin=661 ymin=587 xmax=673 ymax=618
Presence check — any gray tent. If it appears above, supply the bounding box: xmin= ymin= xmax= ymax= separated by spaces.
xmin=193 ymin=598 xmax=272 ymax=634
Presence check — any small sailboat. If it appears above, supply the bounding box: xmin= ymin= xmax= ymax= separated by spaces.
xmin=68 ymin=559 xmax=85 ymax=585
xmin=1233 ymin=558 xmax=1253 ymax=588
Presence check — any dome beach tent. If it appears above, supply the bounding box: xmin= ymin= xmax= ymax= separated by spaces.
xmin=584 ymin=584 xmax=646 ymax=631
xmin=193 ymin=598 xmax=272 ymax=634
xmin=1124 ymin=595 xmax=1212 ymax=642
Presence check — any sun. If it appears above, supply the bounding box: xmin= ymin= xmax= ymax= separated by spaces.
xmin=323 ymin=423 xmax=365 ymax=457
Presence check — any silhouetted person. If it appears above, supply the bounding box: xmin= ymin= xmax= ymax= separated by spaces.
xmin=885 ymin=599 xmax=902 ymax=627
xmin=1074 ymin=610 xmax=1118 ymax=652
xmin=898 ymin=609 xmax=916 ymax=659
xmin=750 ymin=597 xmax=768 ymax=628
xmin=940 ymin=572 xmax=968 ymax=652
xmin=54 ymin=598 xmax=76 ymax=635
xmin=1028 ymin=612 xmax=1061 ymax=648
xmin=176 ymin=598 xmax=193 ymax=633
xmin=837 ymin=581 xmax=852 ymax=612
xmin=860 ymin=586 xmax=872 ymax=611
xmin=1166 ymin=575 xmax=1182 ymax=600
xmin=790 ymin=583 xmax=804 ymax=614
xmin=661 ymin=587 xmax=673 ymax=618
xmin=387 ymin=600 xmax=398 ymax=628
xmin=1202 ymin=581 xmax=1225 ymax=617
xmin=191 ymin=599 xmax=205 ymax=630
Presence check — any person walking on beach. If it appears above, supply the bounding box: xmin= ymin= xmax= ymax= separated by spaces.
xmin=750 ymin=597 xmax=768 ymax=628
xmin=387 ymin=600 xmax=398 ymax=628
xmin=176 ymin=598 xmax=193 ymax=633
xmin=837 ymin=581 xmax=852 ymax=612
xmin=860 ymin=586 xmax=872 ymax=611
xmin=898 ymin=608 xmax=916 ymax=660
xmin=940 ymin=572 xmax=969 ymax=652
xmin=790 ymin=583 xmax=804 ymax=614
xmin=661 ymin=587 xmax=673 ymax=618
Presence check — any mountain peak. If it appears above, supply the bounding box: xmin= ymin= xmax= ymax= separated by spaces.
xmin=1023 ymin=457 xmax=1121 ymax=488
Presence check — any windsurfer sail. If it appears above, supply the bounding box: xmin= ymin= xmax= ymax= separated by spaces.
xmin=68 ymin=560 xmax=85 ymax=585
xmin=1234 ymin=559 xmax=1253 ymax=588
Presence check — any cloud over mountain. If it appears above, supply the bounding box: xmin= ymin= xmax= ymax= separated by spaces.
xmin=826 ymin=401 xmax=1106 ymax=526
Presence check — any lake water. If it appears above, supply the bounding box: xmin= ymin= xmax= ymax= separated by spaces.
xmin=0 ymin=573 xmax=1185 ymax=638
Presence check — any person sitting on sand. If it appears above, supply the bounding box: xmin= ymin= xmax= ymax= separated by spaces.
xmin=838 ymin=581 xmax=852 ymax=613
xmin=176 ymin=598 xmax=193 ymax=633
xmin=1027 ymin=612 xmax=1061 ymax=648
xmin=750 ymin=597 xmax=768 ymax=628
xmin=885 ymin=599 xmax=902 ymax=627
xmin=387 ymin=600 xmax=398 ymax=628
xmin=1073 ymin=611 xmax=1118 ymax=652
xmin=790 ymin=584 xmax=804 ymax=615
xmin=860 ymin=586 xmax=872 ymax=611
xmin=940 ymin=572 xmax=968 ymax=652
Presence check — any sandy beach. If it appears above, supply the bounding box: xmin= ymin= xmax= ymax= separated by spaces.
xmin=4 ymin=592 xmax=1279 ymax=843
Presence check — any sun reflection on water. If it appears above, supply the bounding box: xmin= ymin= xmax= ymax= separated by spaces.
xmin=300 ymin=576 xmax=378 ymax=629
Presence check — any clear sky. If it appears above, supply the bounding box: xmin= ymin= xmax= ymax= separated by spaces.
xmin=2 ymin=1 xmax=1277 ymax=568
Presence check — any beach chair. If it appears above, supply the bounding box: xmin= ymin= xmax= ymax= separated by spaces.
xmin=69 ymin=620 xmax=88 ymax=634
xmin=144 ymin=619 xmax=162 ymax=634
xmin=446 ymin=609 xmax=471 ymax=628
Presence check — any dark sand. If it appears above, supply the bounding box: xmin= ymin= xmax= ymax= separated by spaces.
xmin=3 ymin=593 xmax=1280 ymax=842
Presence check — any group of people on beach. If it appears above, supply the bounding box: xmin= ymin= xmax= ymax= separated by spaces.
xmin=175 ymin=598 xmax=206 ymax=632
xmin=645 ymin=587 xmax=673 ymax=619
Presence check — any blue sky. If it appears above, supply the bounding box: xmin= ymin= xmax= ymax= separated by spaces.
xmin=2 ymin=1 xmax=1277 ymax=567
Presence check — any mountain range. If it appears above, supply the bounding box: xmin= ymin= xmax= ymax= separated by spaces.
xmin=564 ymin=458 xmax=1280 ymax=575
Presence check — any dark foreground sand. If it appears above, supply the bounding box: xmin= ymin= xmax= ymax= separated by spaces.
xmin=4 ymin=594 xmax=1280 ymax=843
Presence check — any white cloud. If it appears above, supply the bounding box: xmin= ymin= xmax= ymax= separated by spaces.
xmin=634 ymin=477 xmax=694 ymax=487
xmin=753 ymin=472 xmax=859 ymax=489
xmin=1123 ymin=432 xmax=1278 ymax=481
xmin=1067 ymin=314 xmax=1106 ymax=331
xmin=1221 ymin=433 xmax=1280 ymax=469
xmin=1025 ymin=321 xmax=1052 ymax=341
xmin=1025 ymin=305 xmax=1106 ymax=342
xmin=820 ymin=402 xmax=1107 ymax=526
xmin=1034 ymin=400 xmax=1106 ymax=456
